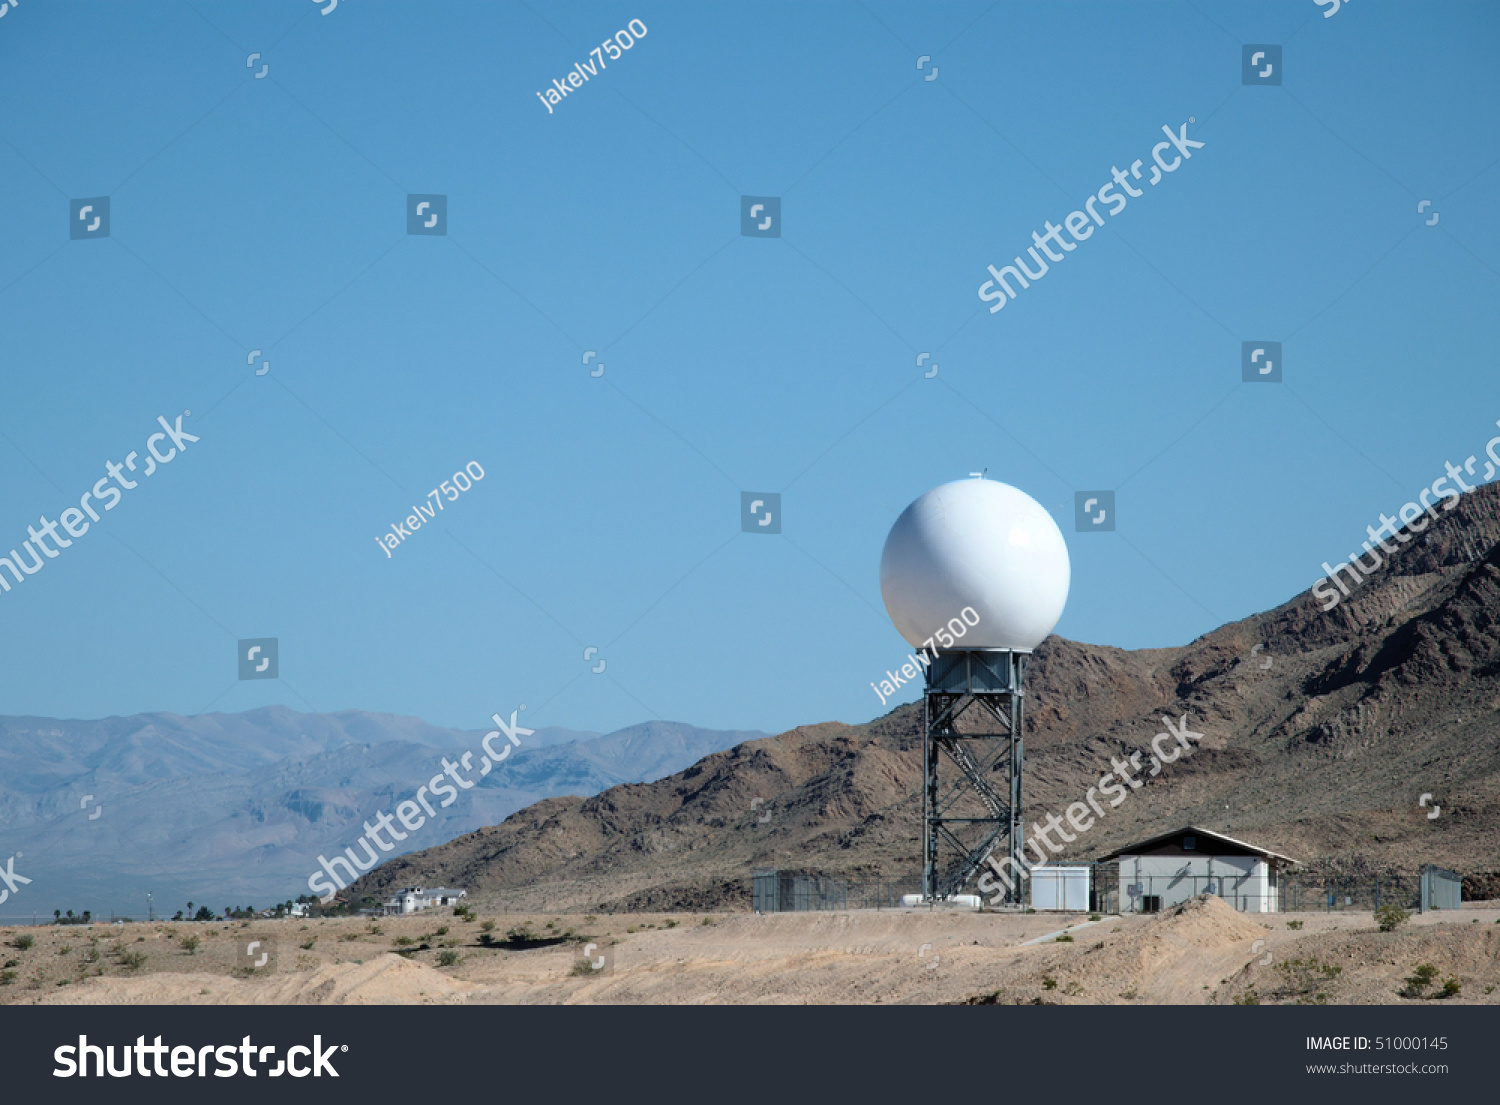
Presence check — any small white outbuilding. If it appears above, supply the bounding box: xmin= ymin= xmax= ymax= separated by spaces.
xmin=1101 ymin=826 xmax=1295 ymax=914
xmin=1029 ymin=865 xmax=1091 ymax=911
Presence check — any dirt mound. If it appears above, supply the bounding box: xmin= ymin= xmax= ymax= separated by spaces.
xmin=32 ymin=954 xmax=474 ymax=1006
xmin=981 ymin=896 xmax=1273 ymax=1004
xmin=1149 ymin=893 xmax=1271 ymax=947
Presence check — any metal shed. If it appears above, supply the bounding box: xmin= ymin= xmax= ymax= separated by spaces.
xmin=1419 ymin=865 xmax=1462 ymax=912
xmin=1029 ymin=865 xmax=1090 ymax=911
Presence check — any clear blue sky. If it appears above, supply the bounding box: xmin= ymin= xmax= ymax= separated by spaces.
xmin=1 ymin=0 xmax=1497 ymax=737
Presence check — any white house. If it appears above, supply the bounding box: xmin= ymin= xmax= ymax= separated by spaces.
xmin=1100 ymin=826 xmax=1295 ymax=914
xmin=382 ymin=886 xmax=468 ymax=916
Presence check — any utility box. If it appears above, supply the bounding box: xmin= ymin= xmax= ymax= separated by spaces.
xmin=1030 ymin=865 xmax=1090 ymax=911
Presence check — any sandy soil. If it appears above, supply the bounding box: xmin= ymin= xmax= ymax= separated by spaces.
xmin=6 ymin=898 xmax=1498 ymax=1005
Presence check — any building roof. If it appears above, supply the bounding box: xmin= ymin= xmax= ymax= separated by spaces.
xmin=387 ymin=886 xmax=466 ymax=899
xmin=1097 ymin=825 xmax=1297 ymax=865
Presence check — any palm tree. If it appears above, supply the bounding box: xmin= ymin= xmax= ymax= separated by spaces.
xmin=53 ymin=910 xmax=60 ymax=923
xmin=186 ymin=901 xmax=194 ymax=920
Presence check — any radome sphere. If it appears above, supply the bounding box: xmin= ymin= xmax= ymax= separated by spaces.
xmin=880 ymin=478 xmax=1070 ymax=652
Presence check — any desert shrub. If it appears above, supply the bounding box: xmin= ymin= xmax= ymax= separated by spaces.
xmin=393 ymin=936 xmax=414 ymax=946
xmin=1270 ymin=957 xmax=1341 ymax=1004
xmin=433 ymin=926 xmax=449 ymax=937
xmin=339 ymin=933 xmax=359 ymax=942
xmin=437 ymin=950 xmax=459 ymax=967
xmin=1088 ymin=914 xmax=1102 ymax=922
xmin=1233 ymin=987 xmax=1260 ymax=1005
xmin=570 ymin=957 xmax=598 ymax=976
xmin=1041 ymin=976 xmax=1057 ymax=991
xmin=1286 ymin=919 xmax=1303 ymax=930
xmin=180 ymin=935 xmax=200 ymax=955
xmin=119 ymin=950 xmax=147 ymax=970
xmin=1118 ymin=987 xmax=1137 ymax=999
xmin=1440 ymin=976 xmax=1461 ymax=998
xmin=1401 ymin=963 xmax=1439 ymax=998
xmin=11 ymin=935 xmax=33 ymax=951
xmin=1054 ymin=933 xmax=1074 ymax=943
xmin=1374 ymin=904 xmax=1410 ymax=932
xmin=0 ymin=971 xmax=16 ymax=986
xmin=299 ymin=937 xmax=317 ymax=950
xmin=1061 ymin=980 xmax=1084 ymax=996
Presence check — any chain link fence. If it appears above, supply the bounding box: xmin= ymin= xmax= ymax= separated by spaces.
xmin=752 ymin=870 xmax=922 ymax=912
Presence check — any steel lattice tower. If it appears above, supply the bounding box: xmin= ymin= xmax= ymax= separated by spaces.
xmin=922 ymin=649 xmax=1026 ymax=903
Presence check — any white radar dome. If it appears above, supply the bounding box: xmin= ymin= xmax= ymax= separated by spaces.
xmin=880 ymin=478 xmax=1070 ymax=652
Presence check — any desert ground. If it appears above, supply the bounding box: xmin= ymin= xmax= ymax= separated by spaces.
xmin=3 ymin=896 xmax=1497 ymax=1006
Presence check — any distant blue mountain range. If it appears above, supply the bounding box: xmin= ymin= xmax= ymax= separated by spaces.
xmin=0 ymin=708 xmax=765 ymax=919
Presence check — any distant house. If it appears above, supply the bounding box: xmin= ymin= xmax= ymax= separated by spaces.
xmin=1099 ymin=826 xmax=1296 ymax=914
xmin=382 ymin=886 xmax=467 ymax=916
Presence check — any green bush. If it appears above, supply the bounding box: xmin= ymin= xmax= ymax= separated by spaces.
xmin=11 ymin=935 xmax=33 ymax=951
xmin=1270 ymin=957 xmax=1342 ymax=1004
xmin=437 ymin=950 xmax=459 ymax=967
xmin=1286 ymin=919 xmax=1303 ymax=930
xmin=1054 ymin=933 xmax=1074 ymax=943
xmin=180 ymin=935 xmax=200 ymax=955
xmin=1374 ymin=904 xmax=1410 ymax=933
xmin=1041 ymin=976 xmax=1057 ymax=991
xmin=1401 ymin=963 xmax=1438 ymax=998
xmin=1440 ymin=976 xmax=1461 ymax=998
xmin=119 ymin=951 xmax=147 ymax=970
